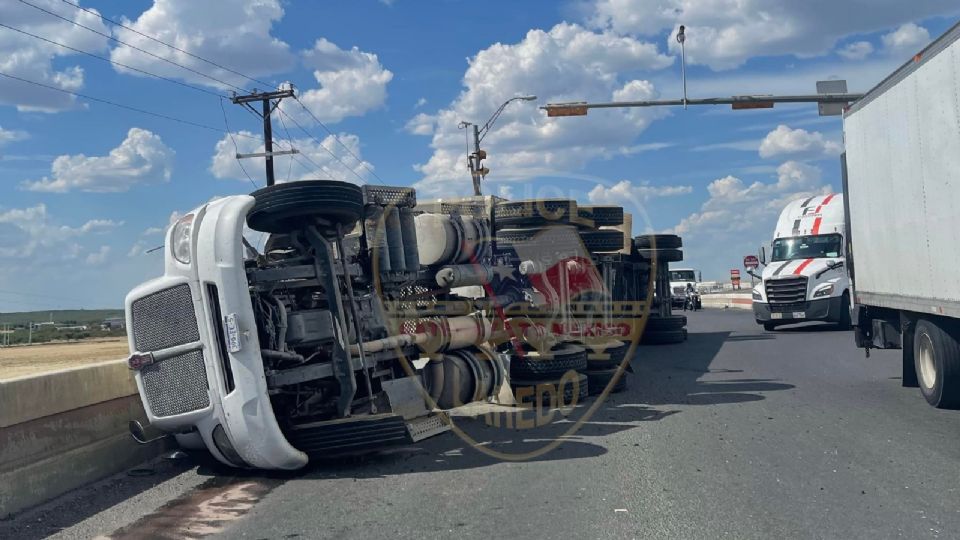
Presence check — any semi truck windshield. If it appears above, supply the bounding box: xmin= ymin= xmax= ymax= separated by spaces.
xmin=772 ymin=234 xmax=842 ymax=261
xmin=670 ymin=270 xmax=697 ymax=281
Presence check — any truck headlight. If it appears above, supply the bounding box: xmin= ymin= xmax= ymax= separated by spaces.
xmin=171 ymin=213 xmax=194 ymax=265
xmin=813 ymin=284 xmax=834 ymax=298
xmin=752 ymin=289 xmax=762 ymax=301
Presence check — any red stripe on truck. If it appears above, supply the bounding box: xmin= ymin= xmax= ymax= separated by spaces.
xmin=811 ymin=216 xmax=823 ymax=234
xmin=813 ymin=193 xmax=835 ymax=214
xmin=793 ymin=258 xmax=814 ymax=275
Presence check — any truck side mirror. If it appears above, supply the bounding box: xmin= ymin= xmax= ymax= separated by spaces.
xmin=759 ymin=246 xmax=766 ymax=265
xmin=697 ymin=271 xmax=702 ymax=282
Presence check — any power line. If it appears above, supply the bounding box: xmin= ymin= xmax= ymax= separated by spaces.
xmin=276 ymin=107 xmax=369 ymax=184
xmin=0 ymin=69 xmax=232 ymax=133
xmin=292 ymin=96 xmax=386 ymax=185
xmin=276 ymin=110 xmax=295 ymax=182
xmin=0 ymin=70 xmax=276 ymax=146
xmin=220 ymin=97 xmax=259 ymax=189
xmin=56 ymin=0 xmax=275 ymax=90
xmin=0 ymin=21 xmax=225 ymax=98
xmin=17 ymin=0 xmax=247 ymax=92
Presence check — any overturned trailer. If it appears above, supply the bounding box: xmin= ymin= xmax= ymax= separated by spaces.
xmin=125 ymin=181 xmax=685 ymax=469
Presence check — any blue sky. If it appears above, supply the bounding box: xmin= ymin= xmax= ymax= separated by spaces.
xmin=0 ymin=0 xmax=957 ymax=310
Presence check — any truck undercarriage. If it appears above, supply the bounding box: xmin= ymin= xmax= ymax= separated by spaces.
xmin=125 ymin=180 xmax=687 ymax=469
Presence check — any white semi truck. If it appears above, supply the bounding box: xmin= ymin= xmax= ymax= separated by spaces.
xmin=751 ymin=194 xmax=851 ymax=331
xmin=844 ymin=21 xmax=960 ymax=409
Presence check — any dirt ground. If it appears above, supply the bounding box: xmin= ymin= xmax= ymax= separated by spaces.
xmin=0 ymin=338 xmax=129 ymax=379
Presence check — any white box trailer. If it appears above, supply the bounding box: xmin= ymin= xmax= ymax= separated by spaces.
xmin=843 ymin=20 xmax=960 ymax=408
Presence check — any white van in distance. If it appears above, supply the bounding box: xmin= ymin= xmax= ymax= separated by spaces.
xmin=751 ymin=194 xmax=851 ymax=331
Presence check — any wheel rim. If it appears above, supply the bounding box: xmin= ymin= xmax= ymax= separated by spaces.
xmin=918 ymin=331 xmax=937 ymax=390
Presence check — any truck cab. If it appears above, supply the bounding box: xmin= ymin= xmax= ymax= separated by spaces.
xmin=752 ymin=194 xmax=851 ymax=331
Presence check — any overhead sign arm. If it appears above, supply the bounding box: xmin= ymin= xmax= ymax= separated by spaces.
xmin=543 ymin=91 xmax=864 ymax=117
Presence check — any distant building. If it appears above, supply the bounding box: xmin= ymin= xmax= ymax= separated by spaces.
xmin=102 ymin=317 xmax=125 ymax=330
xmin=56 ymin=325 xmax=87 ymax=331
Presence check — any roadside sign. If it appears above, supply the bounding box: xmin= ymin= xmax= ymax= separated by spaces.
xmin=744 ymin=255 xmax=759 ymax=269
xmin=730 ymin=269 xmax=742 ymax=289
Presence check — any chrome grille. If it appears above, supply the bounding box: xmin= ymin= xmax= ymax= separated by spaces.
xmin=140 ymin=350 xmax=210 ymax=417
xmin=765 ymin=276 xmax=808 ymax=304
xmin=129 ymin=284 xmax=209 ymax=417
xmin=131 ymin=284 xmax=199 ymax=351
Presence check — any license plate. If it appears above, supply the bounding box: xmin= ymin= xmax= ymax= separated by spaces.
xmin=224 ymin=313 xmax=242 ymax=352
xmin=771 ymin=313 xmax=783 ymax=319
xmin=792 ymin=312 xmax=806 ymax=319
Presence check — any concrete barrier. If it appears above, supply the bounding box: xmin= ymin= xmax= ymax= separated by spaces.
xmin=0 ymin=360 xmax=169 ymax=518
xmin=700 ymin=292 xmax=753 ymax=310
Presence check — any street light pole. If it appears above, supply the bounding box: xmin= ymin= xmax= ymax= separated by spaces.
xmin=462 ymin=95 xmax=537 ymax=196
xmin=472 ymin=123 xmax=482 ymax=196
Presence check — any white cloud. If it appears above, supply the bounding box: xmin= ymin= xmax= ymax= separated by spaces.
xmin=0 ymin=126 xmax=28 ymax=146
xmin=882 ymin=23 xmax=931 ymax=55
xmin=211 ymin=130 xmax=372 ymax=184
xmin=759 ymin=125 xmax=842 ymax=159
xmin=0 ymin=0 xmax=111 ymax=111
xmin=415 ymin=97 xmax=427 ymax=108
xmin=289 ymin=38 xmax=393 ymax=124
xmin=110 ymin=0 xmax=294 ymax=90
xmin=837 ymin=41 xmax=874 ymax=61
xmin=22 ymin=128 xmax=174 ymax=193
xmin=588 ymin=180 xmax=692 ymax=205
xmin=85 ymin=246 xmax=111 ymax=265
xmin=414 ymin=22 xmax=674 ymax=196
xmin=672 ymin=161 xmax=829 ymax=240
xmin=587 ymin=0 xmax=957 ymax=70
xmin=405 ymin=113 xmax=435 ymax=135
xmin=0 ymin=204 xmax=120 ymax=261
xmin=693 ymin=139 xmax=762 ymax=152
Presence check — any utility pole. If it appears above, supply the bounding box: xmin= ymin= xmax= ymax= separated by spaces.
xmin=231 ymin=87 xmax=298 ymax=187
xmin=469 ymin=123 xmax=485 ymax=196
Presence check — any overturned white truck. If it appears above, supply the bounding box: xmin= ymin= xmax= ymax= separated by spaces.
xmin=125 ymin=181 xmax=683 ymax=469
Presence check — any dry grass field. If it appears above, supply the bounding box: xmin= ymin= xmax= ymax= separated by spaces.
xmin=0 ymin=338 xmax=129 ymax=379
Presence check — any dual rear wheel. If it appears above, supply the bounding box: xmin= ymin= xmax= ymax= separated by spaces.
xmin=913 ymin=318 xmax=960 ymax=409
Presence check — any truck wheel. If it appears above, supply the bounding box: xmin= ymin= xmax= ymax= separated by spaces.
xmin=641 ymin=329 xmax=686 ymax=345
xmin=509 ymin=343 xmax=587 ymax=380
xmin=579 ymin=229 xmax=624 ymax=252
xmin=512 ymin=372 xmax=589 ymax=406
xmin=577 ymin=205 xmax=624 ymax=227
xmin=585 ymin=368 xmax=628 ymax=395
xmin=494 ymin=199 xmax=578 ymax=228
xmin=646 ymin=314 xmax=686 ymax=332
xmin=763 ymin=322 xmax=778 ymax=331
xmin=914 ymin=318 xmax=960 ymax=409
xmin=636 ymin=248 xmax=683 ymax=262
xmin=837 ymin=292 xmax=852 ymax=330
xmin=902 ymin=320 xmax=919 ymax=388
xmin=585 ymin=341 xmax=629 ymax=370
xmin=247 ymin=180 xmax=363 ymax=234
xmin=634 ymin=234 xmax=682 ymax=249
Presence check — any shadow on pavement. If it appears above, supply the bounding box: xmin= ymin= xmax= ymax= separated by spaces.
xmin=2 ymin=326 xmax=796 ymax=536
xmin=631 ymin=331 xmax=794 ymax=407
xmin=772 ymin=322 xmax=848 ymax=333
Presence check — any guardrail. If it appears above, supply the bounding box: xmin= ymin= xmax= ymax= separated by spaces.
xmin=699 ymin=292 xmax=753 ymax=310
xmin=0 ymin=360 xmax=169 ymax=518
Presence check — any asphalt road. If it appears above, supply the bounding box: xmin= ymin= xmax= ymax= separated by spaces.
xmin=6 ymin=309 xmax=960 ymax=539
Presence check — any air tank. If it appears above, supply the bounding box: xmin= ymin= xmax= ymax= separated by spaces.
xmin=399 ymin=207 xmax=420 ymax=271
xmin=384 ymin=206 xmax=406 ymax=272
